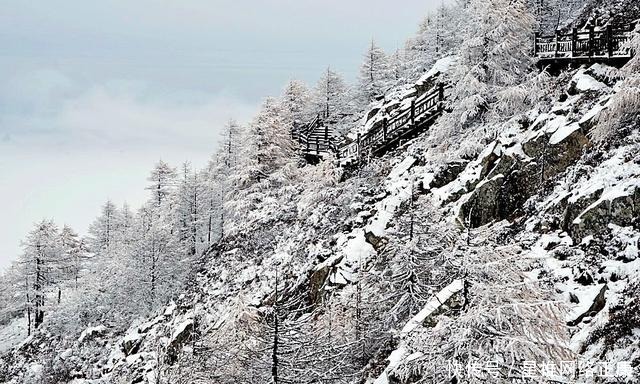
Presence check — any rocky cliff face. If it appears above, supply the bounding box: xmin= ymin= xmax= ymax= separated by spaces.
xmin=2 ymin=61 xmax=637 ymax=384
xmin=2 ymin=19 xmax=640 ymax=383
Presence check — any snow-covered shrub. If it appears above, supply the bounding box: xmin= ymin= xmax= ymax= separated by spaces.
xmin=592 ymin=26 xmax=640 ymax=143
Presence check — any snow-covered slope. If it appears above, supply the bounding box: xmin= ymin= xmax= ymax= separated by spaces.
xmin=2 ymin=5 xmax=640 ymax=384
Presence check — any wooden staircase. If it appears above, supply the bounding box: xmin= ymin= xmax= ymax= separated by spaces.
xmin=296 ymin=22 xmax=636 ymax=165
xmin=297 ymin=83 xmax=447 ymax=164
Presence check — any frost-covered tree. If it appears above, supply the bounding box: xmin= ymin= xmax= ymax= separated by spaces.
xmin=137 ymin=203 xmax=183 ymax=308
xmin=281 ymin=80 xmax=311 ymax=138
xmin=592 ymin=28 xmax=640 ymax=143
xmin=87 ymin=201 xmax=120 ymax=254
xmin=174 ymin=162 xmax=204 ymax=257
xmin=436 ymin=0 xmax=538 ymax=152
xmin=202 ymin=119 xmax=244 ymax=244
xmin=383 ymin=197 xmax=458 ymax=324
xmin=19 ymin=220 xmax=61 ymax=331
xmin=388 ymin=48 xmax=410 ymax=84
xmin=392 ymin=227 xmax=572 ymax=384
xmin=147 ymin=160 xmax=178 ymax=208
xmin=357 ymin=40 xmax=391 ymax=108
xmin=236 ymin=97 xmax=296 ymax=186
xmin=404 ymin=2 xmax=464 ymax=82
xmin=59 ymin=225 xmax=88 ymax=290
xmin=218 ymin=119 xmax=242 ymax=173
xmin=405 ymin=16 xmax=436 ymax=81
xmin=310 ymin=68 xmax=352 ymax=124
xmin=118 ymin=202 xmax=135 ymax=245
xmin=226 ymin=269 xmax=359 ymax=384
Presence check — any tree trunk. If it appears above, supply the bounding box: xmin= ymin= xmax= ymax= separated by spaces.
xmin=272 ymin=268 xmax=279 ymax=384
xmin=26 ymin=291 xmax=31 ymax=337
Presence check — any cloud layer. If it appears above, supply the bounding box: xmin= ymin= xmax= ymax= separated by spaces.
xmin=0 ymin=0 xmax=445 ymax=269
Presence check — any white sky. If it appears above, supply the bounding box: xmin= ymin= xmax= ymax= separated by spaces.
xmin=0 ymin=0 xmax=445 ymax=269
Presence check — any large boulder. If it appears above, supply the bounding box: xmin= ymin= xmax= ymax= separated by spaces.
xmin=522 ymin=124 xmax=591 ymax=181
xmin=459 ymin=153 xmax=539 ymax=227
xmin=309 ymin=263 xmax=331 ymax=304
xmin=166 ymin=319 xmax=194 ymax=364
xmin=429 ymin=160 xmax=469 ymax=189
xmin=570 ymin=185 xmax=640 ymax=241
xmin=460 ymin=119 xmax=591 ymax=228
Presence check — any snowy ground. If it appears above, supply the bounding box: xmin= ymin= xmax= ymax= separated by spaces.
xmin=0 ymin=318 xmax=27 ymax=353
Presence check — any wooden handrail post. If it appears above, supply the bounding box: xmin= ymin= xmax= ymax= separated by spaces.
xmin=588 ymin=25 xmax=594 ymax=58
xmin=572 ymin=28 xmax=578 ymax=57
xmin=606 ymin=24 xmax=613 ymax=58
xmin=554 ymin=29 xmax=560 ymax=57
xmin=438 ymin=83 xmax=445 ymax=112
xmin=411 ymin=100 xmax=416 ymax=127
xmin=383 ymin=118 xmax=388 ymax=142
xmin=357 ymin=133 xmax=361 ymax=159
xmin=324 ymin=125 xmax=328 ymax=151
xmin=534 ymin=32 xmax=539 ymax=56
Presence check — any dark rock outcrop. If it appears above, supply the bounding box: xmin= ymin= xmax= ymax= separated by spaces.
xmin=570 ymin=185 xmax=640 ymax=241
xmin=567 ymin=284 xmax=608 ymax=326
xmin=460 ymin=123 xmax=591 ymax=228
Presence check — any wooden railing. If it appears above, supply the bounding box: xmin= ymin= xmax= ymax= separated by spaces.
xmin=535 ymin=24 xmax=635 ymax=60
xmin=297 ymin=83 xmax=446 ymax=161
xmin=297 ymin=115 xmax=334 ymax=156
xmin=336 ymin=83 xmax=446 ymax=160
xmin=295 ymin=23 xmax=634 ymax=161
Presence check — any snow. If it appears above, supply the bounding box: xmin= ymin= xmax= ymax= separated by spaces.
xmin=573 ymin=180 xmax=640 ymax=225
xmin=566 ymin=284 xmax=606 ymax=324
xmin=0 ymin=317 xmax=27 ymax=353
xmin=387 ymin=156 xmax=416 ymax=181
xmin=530 ymin=115 xmax=568 ymax=141
xmin=77 ymin=325 xmax=108 ymax=343
xmin=572 ymin=70 xmax=608 ymax=92
xmin=578 ymin=96 xmax=611 ymax=125
xmin=236 ymin=264 xmax=258 ymax=284
xmin=171 ymin=318 xmax=193 ymax=343
xmin=337 ymin=231 xmax=376 ymax=268
xmin=60 ymin=348 xmax=73 ymax=360
xmin=416 ymin=56 xmax=458 ymax=85
xmin=401 ymin=279 xmax=464 ymax=335
xmin=329 ymin=268 xmax=352 ymax=285
xmin=373 ymin=346 xmax=408 ymax=384
xmin=542 ymin=145 xmax=640 ymax=218
xmin=27 ymin=363 xmax=44 ymax=377
xmin=331 ymin=156 xmax=418 ymax=282
xmin=549 ymin=122 xmax=581 ymax=145
xmin=314 ymin=252 xmax=343 ymax=272
xmin=366 ymin=157 xmax=416 ymax=236
xmin=503 ymin=142 xmax=530 ymax=160
xmin=122 ymin=329 xmax=143 ymax=349
xmin=372 ymin=280 xmax=465 ymax=384
xmin=164 ymin=301 xmax=177 ymax=317
xmin=550 ymin=94 xmax=582 ymax=115
xmin=138 ymin=315 xmax=164 ymax=334
xmin=432 ymin=141 xmax=501 ymax=206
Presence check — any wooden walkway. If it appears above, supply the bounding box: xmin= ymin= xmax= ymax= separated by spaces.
xmin=296 ymin=23 xmax=636 ymax=164
xmin=297 ymin=83 xmax=446 ymax=162
xmin=296 ymin=114 xmax=336 ymax=158
xmin=535 ymin=24 xmax=635 ymax=67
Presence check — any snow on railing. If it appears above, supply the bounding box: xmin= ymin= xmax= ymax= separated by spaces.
xmin=535 ymin=23 xmax=635 ymax=60
xmin=304 ymin=83 xmax=447 ymax=163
